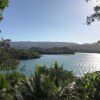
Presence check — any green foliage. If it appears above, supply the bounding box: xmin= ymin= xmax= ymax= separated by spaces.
xmin=0 ymin=39 xmax=19 ymax=72
xmin=29 ymin=47 xmax=75 ymax=54
xmin=0 ymin=63 xmax=100 ymax=100
xmin=10 ymin=49 xmax=41 ymax=59
xmin=0 ymin=74 xmax=10 ymax=90
xmin=75 ymin=71 xmax=100 ymax=100
xmin=0 ymin=72 xmax=25 ymax=100
xmin=82 ymin=71 xmax=100 ymax=100
xmin=21 ymin=62 xmax=76 ymax=100
xmin=0 ymin=0 xmax=9 ymax=21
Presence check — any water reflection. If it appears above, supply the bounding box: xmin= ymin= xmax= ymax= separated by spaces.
xmin=18 ymin=53 xmax=100 ymax=77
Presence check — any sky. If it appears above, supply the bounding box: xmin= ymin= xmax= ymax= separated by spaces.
xmin=0 ymin=0 xmax=100 ymax=44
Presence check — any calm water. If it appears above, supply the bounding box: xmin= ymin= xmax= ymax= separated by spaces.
xmin=18 ymin=53 xmax=100 ymax=77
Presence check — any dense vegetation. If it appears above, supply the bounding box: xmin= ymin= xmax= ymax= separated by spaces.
xmin=29 ymin=47 xmax=75 ymax=54
xmin=0 ymin=62 xmax=100 ymax=100
xmin=0 ymin=0 xmax=100 ymax=100
xmin=10 ymin=41 xmax=100 ymax=53
xmin=9 ymin=48 xmax=41 ymax=59
xmin=0 ymin=39 xmax=19 ymax=71
xmin=0 ymin=39 xmax=40 ymax=60
xmin=1 ymin=39 xmax=100 ymax=100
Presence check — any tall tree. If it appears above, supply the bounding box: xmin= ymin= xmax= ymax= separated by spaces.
xmin=0 ymin=0 xmax=19 ymax=72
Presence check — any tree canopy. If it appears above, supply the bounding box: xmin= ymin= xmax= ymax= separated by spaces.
xmin=0 ymin=0 xmax=9 ymax=21
xmin=86 ymin=0 xmax=100 ymax=24
xmin=0 ymin=39 xmax=19 ymax=71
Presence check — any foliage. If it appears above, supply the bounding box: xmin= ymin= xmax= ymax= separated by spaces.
xmin=75 ymin=71 xmax=100 ymax=100
xmin=0 ymin=72 xmax=25 ymax=100
xmin=82 ymin=71 xmax=100 ymax=99
xmin=0 ymin=39 xmax=19 ymax=72
xmin=86 ymin=0 xmax=100 ymax=24
xmin=29 ymin=47 xmax=75 ymax=54
xmin=20 ymin=62 xmax=76 ymax=100
xmin=9 ymin=48 xmax=41 ymax=59
xmin=0 ymin=62 xmax=100 ymax=100
xmin=0 ymin=38 xmax=40 ymax=72
xmin=0 ymin=0 xmax=9 ymax=21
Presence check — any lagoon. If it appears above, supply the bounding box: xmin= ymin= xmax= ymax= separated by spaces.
xmin=18 ymin=53 xmax=100 ymax=77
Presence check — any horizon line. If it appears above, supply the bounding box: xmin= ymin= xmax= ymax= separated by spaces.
xmin=10 ymin=40 xmax=99 ymax=45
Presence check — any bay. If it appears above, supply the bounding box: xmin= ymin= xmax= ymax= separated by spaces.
xmin=18 ymin=53 xmax=100 ymax=77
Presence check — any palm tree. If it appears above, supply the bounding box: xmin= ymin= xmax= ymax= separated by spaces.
xmin=19 ymin=62 xmax=76 ymax=100
xmin=0 ymin=72 xmax=25 ymax=100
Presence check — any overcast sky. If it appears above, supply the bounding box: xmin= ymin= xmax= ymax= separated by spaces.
xmin=0 ymin=0 xmax=100 ymax=44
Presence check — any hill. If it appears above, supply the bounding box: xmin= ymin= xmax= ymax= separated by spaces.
xmin=11 ymin=41 xmax=79 ymax=49
xmin=69 ymin=41 xmax=100 ymax=53
xmin=11 ymin=41 xmax=100 ymax=53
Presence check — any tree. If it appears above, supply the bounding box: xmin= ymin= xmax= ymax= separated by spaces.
xmin=75 ymin=71 xmax=100 ymax=100
xmin=0 ymin=0 xmax=19 ymax=72
xmin=86 ymin=0 xmax=100 ymax=24
xmin=0 ymin=0 xmax=9 ymax=21
xmin=0 ymin=39 xmax=19 ymax=72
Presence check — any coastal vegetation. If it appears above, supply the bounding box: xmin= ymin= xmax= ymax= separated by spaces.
xmin=9 ymin=49 xmax=41 ymax=59
xmin=29 ymin=47 xmax=75 ymax=54
xmin=0 ymin=39 xmax=19 ymax=71
xmin=0 ymin=38 xmax=99 ymax=100
xmin=0 ymin=62 xmax=100 ymax=100
xmin=0 ymin=0 xmax=100 ymax=100
xmin=11 ymin=41 xmax=100 ymax=53
xmin=0 ymin=39 xmax=40 ymax=60
xmin=1 ymin=38 xmax=100 ymax=100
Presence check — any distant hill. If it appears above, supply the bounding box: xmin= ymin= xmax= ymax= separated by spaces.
xmin=69 ymin=41 xmax=100 ymax=53
xmin=11 ymin=41 xmax=79 ymax=49
xmin=11 ymin=41 xmax=100 ymax=53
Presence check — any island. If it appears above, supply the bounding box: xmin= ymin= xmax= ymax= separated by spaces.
xmin=9 ymin=48 xmax=41 ymax=59
xmin=29 ymin=47 xmax=75 ymax=54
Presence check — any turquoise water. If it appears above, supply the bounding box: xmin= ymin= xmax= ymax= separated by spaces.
xmin=18 ymin=53 xmax=100 ymax=77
